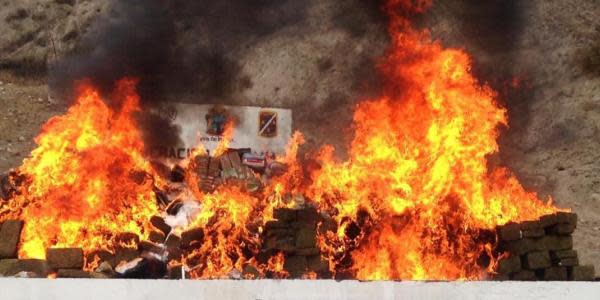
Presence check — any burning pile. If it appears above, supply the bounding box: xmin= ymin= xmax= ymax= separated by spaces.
xmin=0 ymin=0 xmax=593 ymax=280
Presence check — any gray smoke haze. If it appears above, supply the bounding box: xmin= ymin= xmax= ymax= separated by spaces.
xmin=49 ymin=0 xmax=309 ymax=152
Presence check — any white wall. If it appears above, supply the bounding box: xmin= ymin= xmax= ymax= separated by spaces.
xmin=1 ymin=279 xmax=599 ymax=300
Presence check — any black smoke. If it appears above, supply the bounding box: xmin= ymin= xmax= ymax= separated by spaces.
xmin=49 ymin=0 xmax=309 ymax=152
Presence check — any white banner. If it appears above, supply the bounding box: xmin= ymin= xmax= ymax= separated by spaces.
xmin=152 ymin=104 xmax=292 ymax=160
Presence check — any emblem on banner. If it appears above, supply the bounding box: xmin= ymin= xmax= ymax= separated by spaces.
xmin=205 ymin=106 xmax=229 ymax=136
xmin=259 ymin=111 xmax=277 ymax=138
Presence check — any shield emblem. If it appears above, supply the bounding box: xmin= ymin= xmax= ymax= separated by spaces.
xmin=258 ymin=111 xmax=277 ymax=138
xmin=205 ymin=106 xmax=228 ymax=136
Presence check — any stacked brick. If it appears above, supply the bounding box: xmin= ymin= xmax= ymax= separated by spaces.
xmin=0 ymin=220 xmax=49 ymax=277
xmin=191 ymin=155 xmax=221 ymax=193
xmin=262 ymin=207 xmax=329 ymax=278
xmin=493 ymin=212 xmax=596 ymax=281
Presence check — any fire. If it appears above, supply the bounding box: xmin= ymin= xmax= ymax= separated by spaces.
xmin=304 ymin=0 xmax=558 ymax=280
xmin=0 ymin=0 xmax=564 ymax=281
xmin=0 ymin=79 xmax=158 ymax=258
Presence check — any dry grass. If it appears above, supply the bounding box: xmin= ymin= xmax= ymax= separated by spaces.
xmin=0 ymin=58 xmax=47 ymax=85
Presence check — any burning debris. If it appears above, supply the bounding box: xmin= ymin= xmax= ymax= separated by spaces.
xmin=0 ymin=0 xmax=596 ymax=281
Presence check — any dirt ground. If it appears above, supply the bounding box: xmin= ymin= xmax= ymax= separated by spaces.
xmin=1 ymin=0 xmax=600 ymax=274
xmin=0 ymin=76 xmax=64 ymax=172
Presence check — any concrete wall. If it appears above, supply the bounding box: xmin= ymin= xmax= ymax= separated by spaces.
xmin=0 ymin=279 xmax=599 ymax=300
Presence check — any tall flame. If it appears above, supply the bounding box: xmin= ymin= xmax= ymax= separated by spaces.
xmin=0 ymin=0 xmax=563 ymax=281
xmin=304 ymin=0 xmax=558 ymax=280
xmin=1 ymin=79 xmax=158 ymax=258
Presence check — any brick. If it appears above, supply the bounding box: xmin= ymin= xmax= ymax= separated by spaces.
xmin=307 ymin=255 xmax=329 ymax=273
xmin=569 ymin=265 xmax=595 ymax=281
xmin=0 ymin=220 xmax=23 ymax=258
xmin=90 ymin=272 xmax=113 ymax=279
xmin=168 ymin=264 xmax=189 ymax=279
xmin=497 ymin=222 xmax=522 ymax=241
xmin=167 ymin=247 xmax=183 ymax=261
xmin=86 ymin=250 xmax=114 ymax=267
xmin=114 ymin=248 xmax=139 ymax=266
xmin=291 ymin=221 xmax=316 ymax=230
xmin=265 ymin=220 xmax=289 ymax=230
xmin=165 ymin=234 xmax=181 ymax=249
xmin=0 ymin=259 xmax=49 ymax=277
xmin=510 ymin=270 xmax=537 ymax=281
xmin=490 ymin=274 xmax=510 ymax=281
xmin=547 ymin=223 xmax=575 ymax=235
xmin=138 ymin=241 xmax=164 ymax=255
xmin=264 ymin=236 xmax=295 ymax=252
xmin=273 ymin=208 xmax=297 ymax=222
xmin=242 ymin=264 xmax=261 ymax=279
xmin=522 ymin=228 xmax=545 ymax=238
xmin=556 ymin=257 xmax=579 ymax=267
xmin=496 ymin=255 xmax=521 ymax=275
xmin=539 ymin=212 xmax=577 ymax=228
xmin=180 ymin=227 xmax=204 ymax=249
xmin=57 ymin=269 xmax=91 ymax=278
xmin=536 ymin=236 xmax=573 ymax=251
xmin=150 ymin=216 xmax=171 ymax=236
xmin=555 ymin=212 xmax=577 ymax=226
xmin=283 ymin=255 xmax=307 ymax=277
xmin=46 ymin=248 xmax=84 ymax=269
xmin=539 ymin=214 xmax=560 ymax=228
xmin=520 ymin=219 xmax=542 ymax=230
xmin=266 ymin=228 xmax=295 ymax=239
xmin=295 ymin=227 xmax=316 ymax=249
xmin=149 ymin=231 xmax=166 ymax=244
xmin=500 ymin=238 xmax=537 ymax=256
xmin=550 ymin=250 xmax=577 ymax=260
xmin=297 ymin=207 xmax=319 ymax=224
xmin=523 ymin=251 xmax=551 ymax=269
xmin=296 ymin=248 xmax=320 ymax=256
xmin=95 ymin=261 xmax=115 ymax=275
xmin=318 ymin=218 xmax=338 ymax=235
xmin=543 ymin=267 xmax=568 ymax=281
xmin=115 ymin=232 xmax=140 ymax=249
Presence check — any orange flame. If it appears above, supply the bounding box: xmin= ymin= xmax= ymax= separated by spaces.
xmin=0 ymin=0 xmax=565 ymax=281
xmin=303 ymin=0 xmax=559 ymax=280
xmin=0 ymin=79 xmax=158 ymax=258
xmin=213 ymin=121 xmax=235 ymax=157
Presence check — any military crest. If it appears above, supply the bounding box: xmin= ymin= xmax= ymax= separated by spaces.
xmin=205 ymin=106 xmax=229 ymax=136
xmin=258 ymin=111 xmax=277 ymax=138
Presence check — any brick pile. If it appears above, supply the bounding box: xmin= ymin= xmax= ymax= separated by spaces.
xmin=262 ymin=207 xmax=330 ymax=278
xmin=493 ymin=212 xmax=596 ymax=281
